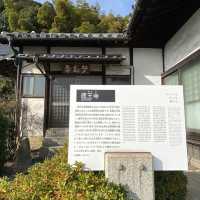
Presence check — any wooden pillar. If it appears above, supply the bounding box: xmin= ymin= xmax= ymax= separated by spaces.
xmin=43 ymin=46 xmax=51 ymax=136
xmin=16 ymin=46 xmax=23 ymax=138
xmin=102 ymin=47 xmax=106 ymax=85
xmin=129 ymin=47 xmax=134 ymax=85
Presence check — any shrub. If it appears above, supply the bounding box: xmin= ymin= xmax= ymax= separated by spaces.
xmin=0 ymin=78 xmax=15 ymax=101
xmin=155 ymin=171 xmax=187 ymax=200
xmin=0 ymin=112 xmax=10 ymax=173
xmin=0 ymin=101 xmax=17 ymax=161
xmin=0 ymin=146 xmax=187 ymax=200
xmin=0 ymin=146 xmax=127 ymax=200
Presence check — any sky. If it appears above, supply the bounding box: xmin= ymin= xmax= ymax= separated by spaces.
xmin=36 ymin=0 xmax=133 ymax=16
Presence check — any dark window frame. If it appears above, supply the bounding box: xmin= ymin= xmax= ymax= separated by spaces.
xmin=22 ymin=74 xmax=46 ymax=98
xmin=47 ymin=73 xmax=131 ymax=128
xmin=48 ymin=74 xmax=104 ymax=128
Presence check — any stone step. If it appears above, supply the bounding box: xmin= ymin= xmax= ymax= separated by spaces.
xmin=45 ymin=128 xmax=69 ymax=138
xmin=31 ymin=150 xmax=44 ymax=163
xmin=43 ymin=137 xmax=68 ymax=147
xmin=48 ymin=146 xmax=63 ymax=154
xmin=38 ymin=146 xmax=63 ymax=159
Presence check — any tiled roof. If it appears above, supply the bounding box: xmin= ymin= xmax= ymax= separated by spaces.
xmin=17 ymin=53 xmax=126 ymax=64
xmin=1 ymin=32 xmax=127 ymax=40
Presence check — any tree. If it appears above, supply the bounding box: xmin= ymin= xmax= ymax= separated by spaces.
xmin=4 ymin=0 xmax=41 ymax=32
xmin=74 ymin=21 xmax=96 ymax=33
xmin=98 ymin=13 xmax=129 ymax=33
xmin=51 ymin=0 xmax=76 ymax=33
xmin=37 ymin=2 xmax=56 ymax=32
xmin=7 ymin=10 xmax=18 ymax=31
xmin=0 ymin=0 xmax=6 ymax=31
xmin=0 ymin=78 xmax=15 ymax=100
xmin=3 ymin=0 xmax=129 ymax=33
xmin=0 ymin=0 xmax=4 ymax=12
xmin=0 ymin=77 xmax=16 ymax=172
xmin=18 ymin=5 xmax=40 ymax=32
xmin=75 ymin=0 xmax=100 ymax=28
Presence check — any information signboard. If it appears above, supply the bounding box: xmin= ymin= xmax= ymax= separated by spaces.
xmin=68 ymin=85 xmax=188 ymax=171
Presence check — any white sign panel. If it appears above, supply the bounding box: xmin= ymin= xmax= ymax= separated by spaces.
xmin=68 ymin=85 xmax=188 ymax=171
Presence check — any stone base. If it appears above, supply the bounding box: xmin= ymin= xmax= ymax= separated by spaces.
xmin=28 ymin=136 xmax=43 ymax=151
xmin=187 ymin=143 xmax=200 ymax=170
xmin=189 ymin=158 xmax=200 ymax=170
xmin=105 ymin=152 xmax=154 ymax=200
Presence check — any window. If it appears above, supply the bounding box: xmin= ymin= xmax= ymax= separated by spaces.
xmin=163 ymin=72 xmax=179 ymax=85
xmin=181 ymin=60 xmax=200 ymax=131
xmin=49 ymin=76 xmax=102 ymax=128
xmin=22 ymin=75 xmax=45 ymax=97
xmin=163 ymin=58 xmax=200 ymax=131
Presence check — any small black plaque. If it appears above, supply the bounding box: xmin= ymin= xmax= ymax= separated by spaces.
xmin=77 ymin=90 xmax=115 ymax=102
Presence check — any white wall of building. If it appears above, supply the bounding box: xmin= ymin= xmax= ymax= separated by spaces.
xmin=20 ymin=46 xmax=163 ymax=137
xmin=21 ymin=98 xmax=44 ymax=136
xmin=164 ymin=8 xmax=200 ymax=71
xmin=133 ymin=48 xmax=163 ymax=85
xmin=21 ymin=47 xmax=47 ymax=137
xmin=22 ymin=62 xmax=43 ymax=74
xmin=22 ymin=46 xmax=47 ymax=74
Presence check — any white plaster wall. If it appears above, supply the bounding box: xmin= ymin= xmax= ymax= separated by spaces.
xmin=133 ymin=48 xmax=163 ymax=85
xmin=21 ymin=47 xmax=46 ymax=137
xmin=164 ymin=9 xmax=200 ymax=71
xmin=21 ymin=98 xmax=44 ymax=136
xmin=22 ymin=46 xmax=47 ymax=74
xmin=106 ymin=65 xmax=130 ymax=75
xmin=22 ymin=62 xmax=44 ymax=74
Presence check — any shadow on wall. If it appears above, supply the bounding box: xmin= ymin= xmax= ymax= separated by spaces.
xmin=21 ymin=100 xmax=43 ymax=137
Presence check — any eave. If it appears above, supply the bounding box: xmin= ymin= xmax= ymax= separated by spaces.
xmin=17 ymin=53 xmax=126 ymax=64
xmin=128 ymin=0 xmax=200 ymax=48
xmin=0 ymin=32 xmax=129 ymax=47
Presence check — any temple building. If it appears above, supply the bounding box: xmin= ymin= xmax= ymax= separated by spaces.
xmin=0 ymin=0 xmax=199 ymax=168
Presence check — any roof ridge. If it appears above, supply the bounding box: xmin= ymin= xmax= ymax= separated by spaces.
xmin=0 ymin=32 xmax=127 ymax=40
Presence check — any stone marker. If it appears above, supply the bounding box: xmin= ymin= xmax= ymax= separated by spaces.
xmin=105 ymin=152 xmax=154 ymax=200
xmin=15 ymin=137 xmax=32 ymax=172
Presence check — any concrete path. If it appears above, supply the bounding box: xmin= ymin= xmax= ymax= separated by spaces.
xmin=187 ymin=172 xmax=200 ymax=200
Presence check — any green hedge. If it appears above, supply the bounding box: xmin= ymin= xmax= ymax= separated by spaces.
xmin=0 ymin=146 xmax=127 ymax=200
xmin=0 ymin=146 xmax=187 ymax=200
